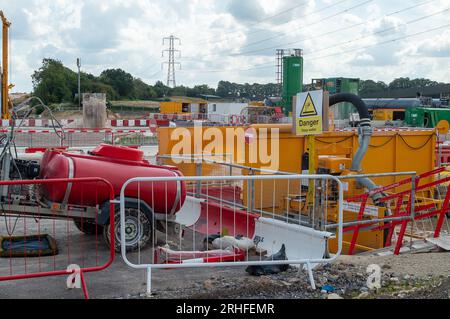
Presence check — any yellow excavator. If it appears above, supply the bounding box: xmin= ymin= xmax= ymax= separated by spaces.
xmin=0 ymin=10 xmax=12 ymax=120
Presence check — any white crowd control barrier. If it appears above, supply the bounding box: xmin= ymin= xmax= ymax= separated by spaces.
xmin=119 ymin=174 xmax=344 ymax=294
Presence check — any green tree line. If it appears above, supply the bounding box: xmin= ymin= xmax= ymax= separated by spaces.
xmin=32 ymin=58 xmax=448 ymax=104
xmin=32 ymin=59 xmax=166 ymax=103
xmin=359 ymin=78 xmax=445 ymax=97
xmin=32 ymin=59 xmax=220 ymax=104
xmin=31 ymin=59 xmax=283 ymax=104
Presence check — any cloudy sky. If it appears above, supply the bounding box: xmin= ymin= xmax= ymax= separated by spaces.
xmin=1 ymin=0 xmax=450 ymax=93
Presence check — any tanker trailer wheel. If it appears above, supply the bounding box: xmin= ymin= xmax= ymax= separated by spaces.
xmin=103 ymin=207 xmax=152 ymax=253
xmin=73 ymin=219 xmax=104 ymax=235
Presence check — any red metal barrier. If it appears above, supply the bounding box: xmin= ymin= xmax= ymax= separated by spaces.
xmin=344 ymin=168 xmax=450 ymax=255
xmin=187 ymin=186 xmax=243 ymax=205
xmin=437 ymin=142 xmax=450 ymax=165
xmin=25 ymin=147 xmax=68 ymax=153
xmin=0 ymin=178 xmax=115 ymax=299
xmin=191 ymin=201 xmax=257 ymax=238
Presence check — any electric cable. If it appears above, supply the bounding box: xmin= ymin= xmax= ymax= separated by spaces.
xmin=240 ymin=0 xmax=373 ymax=50
xmin=194 ymin=0 xmax=347 ymax=46
xmin=306 ymin=6 xmax=450 ymax=58
xmin=182 ymin=21 xmax=450 ymax=74
xmin=309 ymin=22 xmax=450 ymax=61
xmin=183 ymin=1 xmax=446 ymax=75
xmin=233 ymin=0 xmax=435 ymax=56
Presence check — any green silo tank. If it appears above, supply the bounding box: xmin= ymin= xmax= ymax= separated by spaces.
xmin=282 ymin=55 xmax=304 ymax=116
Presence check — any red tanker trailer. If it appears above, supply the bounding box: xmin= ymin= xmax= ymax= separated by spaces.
xmin=40 ymin=144 xmax=186 ymax=214
xmin=2 ymin=144 xmax=186 ymax=252
xmin=39 ymin=144 xmax=186 ymax=251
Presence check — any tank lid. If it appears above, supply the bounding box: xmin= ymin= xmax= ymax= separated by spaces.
xmin=90 ymin=144 xmax=144 ymax=162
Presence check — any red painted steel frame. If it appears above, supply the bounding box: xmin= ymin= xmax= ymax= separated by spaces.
xmin=0 ymin=178 xmax=116 ymax=299
xmin=344 ymin=169 xmax=450 ymax=256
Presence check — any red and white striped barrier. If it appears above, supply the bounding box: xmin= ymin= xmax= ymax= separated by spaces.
xmin=334 ymin=127 xmax=436 ymax=133
xmin=109 ymin=114 xmax=206 ymax=126
xmin=0 ymin=118 xmax=169 ymax=128
xmin=0 ymin=128 xmax=157 ymax=148
xmin=0 ymin=119 xmax=77 ymax=127
xmin=0 ymin=128 xmax=151 ymax=134
xmin=0 ymin=114 xmax=211 ymax=128
xmin=110 ymin=119 xmax=154 ymax=127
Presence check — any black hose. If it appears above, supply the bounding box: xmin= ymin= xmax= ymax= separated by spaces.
xmin=328 ymin=93 xmax=379 ymax=196
xmin=329 ymin=93 xmax=371 ymax=127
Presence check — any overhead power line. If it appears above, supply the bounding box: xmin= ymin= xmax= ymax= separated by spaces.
xmin=148 ymin=69 xmax=163 ymax=80
xmin=234 ymin=0 xmax=435 ymax=56
xmin=309 ymin=22 xmax=450 ymax=61
xmin=240 ymin=0 xmax=373 ymax=50
xmin=181 ymin=22 xmax=450 ymax=74
xmin=183 ymin=0 xmax=370 ymax=61
xmin=179 ymin=0 xmax=447 ymax=76
xmin=184 ymin=1 xmax=445 ymax=73
xmin=180 ymin=57 xmax=276 ymax=74
xmin=306 ymin=6 xmax=450 ymax=57
xmin=195 ymin=0 xmax=312 ymax=45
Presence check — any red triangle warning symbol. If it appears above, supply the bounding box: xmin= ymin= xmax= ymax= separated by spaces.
xmin=300 ymin=93 xmax=318 ymax=117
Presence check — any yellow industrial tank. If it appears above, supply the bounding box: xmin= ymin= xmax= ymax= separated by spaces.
xmin=157 ymin=125 xmax=437 ymax=254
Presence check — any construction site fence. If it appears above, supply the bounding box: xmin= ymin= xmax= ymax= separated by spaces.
xmin=206 ymin=114 xmax=291 ymax=125
xmin=156 ymin=155 xmax=450 ymax=257
xmin=437 ymin=140 xmax=450 ymax=167
xmin=0 ymin=178 xmax=115 ymax=299
xmin=339 ymin=168 xmax=450 ymax=256
xmin=0 ymin=129 xmax=158 ymax=148
xmin=119 ymin=173 xmax=344 ymax=294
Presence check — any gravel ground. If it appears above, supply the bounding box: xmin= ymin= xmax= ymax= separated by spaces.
xmin=126 ymin=252 xmax=450 ymax=300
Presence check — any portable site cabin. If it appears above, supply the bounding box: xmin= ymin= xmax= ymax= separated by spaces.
xmin=405 ymin=107 xmax=450 ymax=128
xmin=363 ymin=98 xmax=426 ymax=122
xmin=160 ymin=101 xmax=208 ymax=115
xmin=207 ymin=103 xmax=249 ymax=116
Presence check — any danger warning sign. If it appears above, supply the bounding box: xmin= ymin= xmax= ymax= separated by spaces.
xmin=300 ymin=93 xmax=318 ymax=117
xmin=295 ymin=90 xmax=323 ymax=136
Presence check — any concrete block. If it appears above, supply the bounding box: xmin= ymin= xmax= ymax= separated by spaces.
xmin=83 ymin=93 xmax=107 ymax=128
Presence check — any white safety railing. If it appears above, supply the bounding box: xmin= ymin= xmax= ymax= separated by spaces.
xmin=119 ymin=174 xmax=344 ymax=295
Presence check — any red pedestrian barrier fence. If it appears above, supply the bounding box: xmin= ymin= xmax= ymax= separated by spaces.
xmin=344 ymin=168 xmax=450 ymax=255
xmin=437 ymin=141 xmax=450 ymax=166
xmin=0 ymin=178 xmax=115 ymax=299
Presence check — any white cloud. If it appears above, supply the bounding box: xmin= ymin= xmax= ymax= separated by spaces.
xmin=227 ymin=0 xmax=266 ymax=23
xmin=0 ymin=0 xmax=449 ymax=93
xmin=413 ymin=30 xmax=450 ymax=58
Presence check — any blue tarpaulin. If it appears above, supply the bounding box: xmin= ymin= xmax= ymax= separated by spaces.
xmin=0 ymin=235 xmax=58 ymax=257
